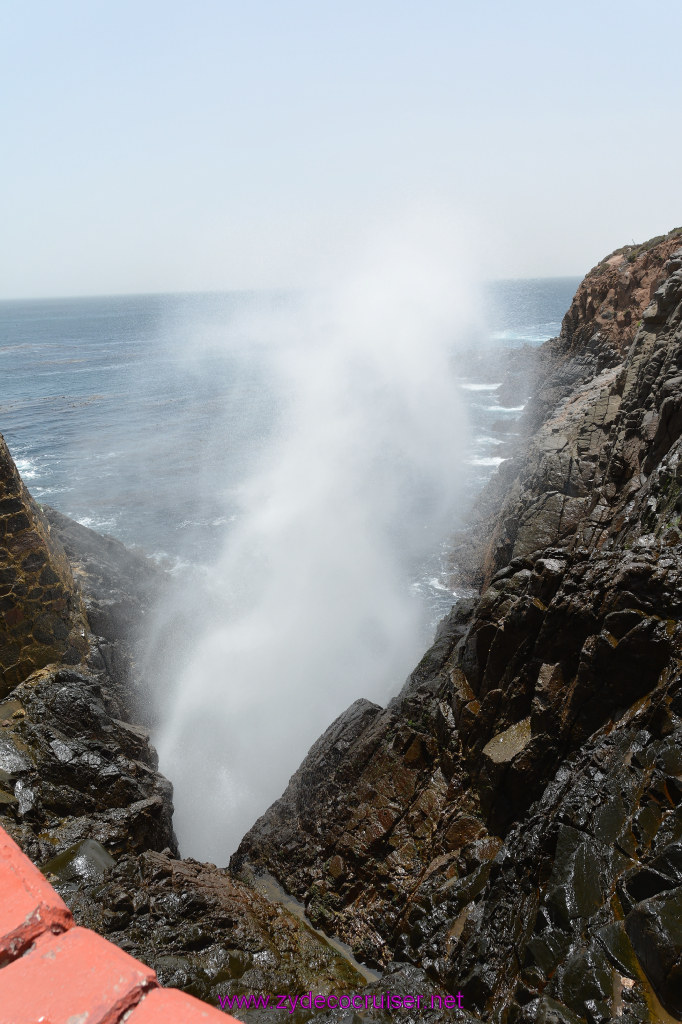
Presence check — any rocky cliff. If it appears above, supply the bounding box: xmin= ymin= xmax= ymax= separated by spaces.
xmin=2 ymin=228 xmax=682 ymax=1024
xmin=454 ymin=227 xmax=682 ymax=590
xmin=233 ymin=230 xmax=682 ymax=1022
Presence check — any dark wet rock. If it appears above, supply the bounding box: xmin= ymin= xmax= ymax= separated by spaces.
xmin=42 ymin=837 xmax=117 ymax=883
xmin=439 ymin=680 xmax=682 ymax=1022
xmin=625 ymin=885 xmax=682 ymax=1018
xmin=51 ymin=848 xmax=368 ymax=1024
xmin=56 ymin=841 xmax=473 ymax=1024
xmin=354 ymin=961 xmax=479 ymax=1024
xmin=0 ymin=666 xmax=177 ymax=861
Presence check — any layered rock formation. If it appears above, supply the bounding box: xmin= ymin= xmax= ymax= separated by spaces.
xmin=233 ymin=230 xmax=682 ymax=1022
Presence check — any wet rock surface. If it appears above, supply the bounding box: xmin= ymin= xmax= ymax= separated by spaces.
xmin=447 ymin=678 xmax=682 ymax=1022
xmin=0 ymin=666 xmax=176 ymax=862
xmin=46 ymin=848 xmax=368 ymax=1024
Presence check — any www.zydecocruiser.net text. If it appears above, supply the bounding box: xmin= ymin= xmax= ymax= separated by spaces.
xmin=218 ymin=991 xmax=465 ymax=1013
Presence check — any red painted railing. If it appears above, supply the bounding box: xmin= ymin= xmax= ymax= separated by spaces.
xmin=0 ymin=826 xmax=236 ymax=1024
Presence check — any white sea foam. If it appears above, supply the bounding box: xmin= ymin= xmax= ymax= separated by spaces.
xmin=476 ymin=435 xmax=505 ymax=446
xmin=466 ymin=456 xmax=506 ymax=467
xmin=149 ymin=551 xmax=195 ymax=575
xmin=14 ymin=457 xmax=39 ymax=480
xmin=31 ymin=485 xmax=74 ymax=497
xmin=427 ymin=576 xmax=455 ymax=593
xmin=490 ymin=326 xmax=560 ymax=344
xmin=176 ymin=515 xmax=237 ymax=531
xmin=75 ymin=514 xmax=117 ymax=532
xmin=459 ymin=382 xmax=502 ymax=391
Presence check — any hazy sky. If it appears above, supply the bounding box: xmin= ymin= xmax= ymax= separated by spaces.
xmin=3 ymin=0 xmax=681 ymax=298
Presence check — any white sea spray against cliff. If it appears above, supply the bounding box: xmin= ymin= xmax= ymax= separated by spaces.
xmin=147 ymin=216 xmax=483 ymax=861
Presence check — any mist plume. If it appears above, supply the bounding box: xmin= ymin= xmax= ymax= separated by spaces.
xmin=147 ymin=215 xmax=483 ymax=861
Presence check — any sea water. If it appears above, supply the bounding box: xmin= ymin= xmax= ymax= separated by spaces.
xmin=0 ymin=278 xmax=577 ymax=619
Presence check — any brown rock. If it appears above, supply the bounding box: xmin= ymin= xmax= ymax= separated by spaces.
xmin=0 ymin=436 xmax=88 ymax=696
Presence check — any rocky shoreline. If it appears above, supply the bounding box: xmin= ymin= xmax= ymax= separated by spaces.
xmin=2 ymin=227 xmax=682 ymax=1022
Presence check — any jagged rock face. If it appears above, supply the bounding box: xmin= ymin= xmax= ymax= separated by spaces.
xmin=232 ymin=604 xmax=487 ymax=970
xmin=458 ymin=543 xmax=682 ymax=834
xmin=234 ymin=538 xmax=682 ymax=990
xmin=0 ymin=435 xmax=89 ymax=695
xmin=234 ymin=234 xmax=682 ymax=1023
xmin=0 ymin=666 xmax=177 ymax=861
xmin=467 ymin=242 xmax=682 ymax=587
xmin=438 ymin=673 xmax=682 ymax=1022
xmin=49 ymin=831 xmax=466 ymax=1024
xmin=564 ymin=229 xmax=682 ymax=356
xmin=523 ymin=227 xmax=682 ymax=435
xmin=42 ymin=506 xmax=162 ymax=656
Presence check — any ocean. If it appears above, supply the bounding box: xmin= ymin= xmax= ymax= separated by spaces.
xmin=0 ymin=278 xmax=578 ymax=620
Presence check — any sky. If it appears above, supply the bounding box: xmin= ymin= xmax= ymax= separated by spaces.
xmin=2 ymin=0 xmax=682 ymax=299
